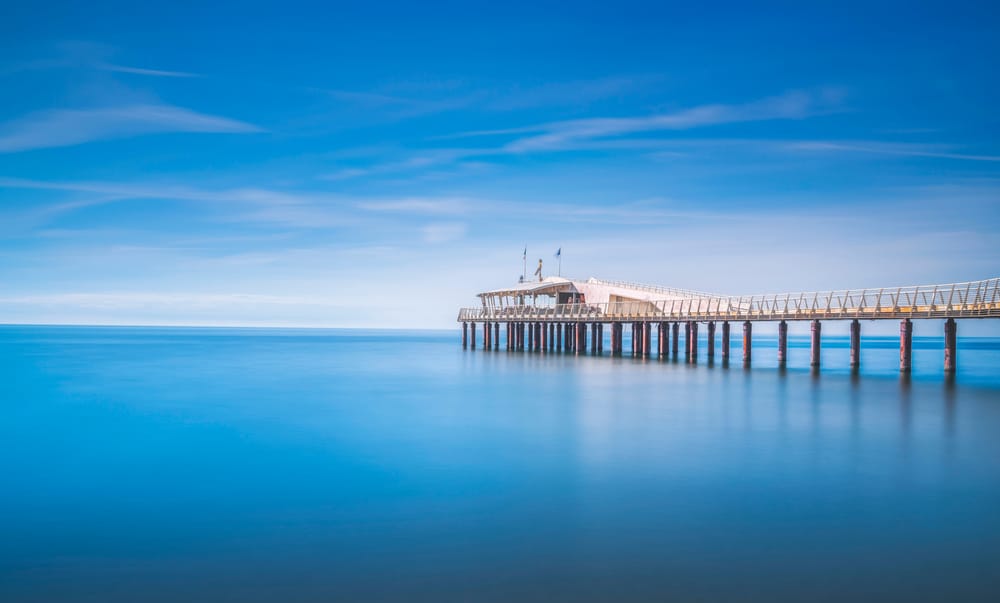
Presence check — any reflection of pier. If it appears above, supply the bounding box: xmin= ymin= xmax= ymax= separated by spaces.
xmin=458 ymin=276 xmax=1000 ymax=373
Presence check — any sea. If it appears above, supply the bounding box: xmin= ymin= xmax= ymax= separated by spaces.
xmin=2 ymin=325 xmax=999 ymax=602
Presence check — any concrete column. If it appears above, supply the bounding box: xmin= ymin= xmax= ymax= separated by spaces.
xmin=556 ymin=322 xmax=562 ymax=351
xmin=494 ymin=322 xmax=500 ymax=350
xmin=900 ymin=318 xmax=913 ymax=373
xmin=689 ymin=322 xmax=699 ymax=362
xmin=598 ymin=323 xmax=604 ymax=353
xmin=849 ymin=319 xmax=860 ymax=369
xmin=742 ymin=321 xmax=752 ymax=364
xmin=672 ymin=322 xmax=679 ymax=358
xmin=579 ymin=323 xmax=587 ymax=354
xmin=566 ymin=323 xmax=573 ymax=352
xmin=641 ymin=322 xmax=649 ymax=357
xmin=777 ymin=320 xmax=788 ymax=366
xmin=549 ymin=323 xmax=555 ymax=351
xmin=591 ymin=322 xmax=598 ymax=352
xmin=462 ymin=322 xmax=468 ymax=348
xmin=721 ymin=321 xmax=730 ymax=362
xmin=944 ymin=318 xmax=957 ymax=373
xmin=484 ymin=322 xmax=491 ymax=350
xmin=471 ymin=322 xmax=477 ymax=349
xmin=707 ymin=321 xmax=715 ymax=360
xmin=684 ymin=323 xmax=691 ymax=360
xmin=810 ymin=320 xmax=821 ymax=367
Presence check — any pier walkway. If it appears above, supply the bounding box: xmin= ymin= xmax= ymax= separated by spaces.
xmin=457 ymin=276 xmax=1000 ymax=374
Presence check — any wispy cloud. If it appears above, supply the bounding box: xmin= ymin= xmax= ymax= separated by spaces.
xmin=0 ymin=41 xmax=200 ymax=78
xmin=421 ymin=222 xmax=467 ymax=244
xmin=326 ymin=89 xmax=482 ymax=119
xmin=498 ymin=89 xmax=845 ymax=152
xmin=97 ymin=63 xmax=199 ymax=78
xmin=0 ymin=103 xmax=262 ymax=152
xmin=783 ymin=140 xmax=1000 ymax=162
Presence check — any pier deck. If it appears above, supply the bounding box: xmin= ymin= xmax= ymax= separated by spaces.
xmin=457 ymin=276 xmax=1000 ymax=374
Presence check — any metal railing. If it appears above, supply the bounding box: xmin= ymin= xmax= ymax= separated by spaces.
xmin=459 ymin=277 xmax=1000 ymax=322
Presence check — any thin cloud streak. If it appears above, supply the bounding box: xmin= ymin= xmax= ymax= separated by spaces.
xmin=436 ymin=88 xmax=846 ymax=153
xmin=98 ymin=63 xmax=199 ymax=78
xmin=0 ymin=104 xmax=261 ymax=153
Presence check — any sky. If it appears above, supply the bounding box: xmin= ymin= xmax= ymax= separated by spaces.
xmin=0 ymin=1 xmax=998 ymax=330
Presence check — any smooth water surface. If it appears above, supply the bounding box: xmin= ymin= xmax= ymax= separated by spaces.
xmin=2 ymin=326 xmax=1000 ymax=602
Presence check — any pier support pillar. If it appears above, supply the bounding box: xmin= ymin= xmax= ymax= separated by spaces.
xmin=810 ymin=320 xmax=821 ymax=367
xmin=516 ymin=323 xmax=523 ymax=351
xmin=615 ymin=323 xmax=623 ymax=355
xmin=684 ymin=323 xmax=691 ymax=360
xmin=598 ymin=323 xmax=604 ymax=353
xmin=722 ymin=321 xmax=730 ymax=363
xmin=578 ymin=323 xmax=587 ymax=354
xmin=689 ymin=322 xmax=698 ymax=362
xmin=471 ymin=322 xmax=477 ymax=349
xmin=643 ymin=322 xmax=651 ymax=357
xmin=777 ymin=320 xmax=788 ymax=366
xmin=556 ymin=323 xmax=563 ymax=351
xmin=900 ymin=319 xmax=913 ymax=373
xmin=462 ymin=322 xmax=468 ymax=348
xmin=742 ymin=321 xmax=752 ymax=365
xmin=850 ymin=319 xmax=860 ymax=370
xmin=549 ymin=324 xmax=555 ymax=351
xmin=672 ymin=322 xmax=679 ymax=358
xmin=707 ymin=321 xmax=715 ymax=360
xmin=484 ymin=322 xmax=491 ymax=350
xmin=494 ymin=322 xmax=499 ymax=350
xmin=944 ymin=318 xmax=957 ymax=373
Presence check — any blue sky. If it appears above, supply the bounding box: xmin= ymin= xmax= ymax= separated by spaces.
xmin=0 ymin=1 xmax=998 ymax=329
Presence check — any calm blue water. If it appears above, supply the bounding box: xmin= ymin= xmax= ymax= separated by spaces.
xmin=2 ymin=325 xmax=1000 ymax=602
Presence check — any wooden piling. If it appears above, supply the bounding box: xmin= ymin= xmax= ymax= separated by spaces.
xmin=777 ymin=320 xmax=788 ymax=366
xmin=494 ymin=322 xmax=499 ymax=350
xmin=900 ymin=319 xmax=913 ymax=372
xmin=944 ymin=318 xmax=957 ymax=373
xmin=707 ymin=321 xmax=715 ymax=360
xmin=471 ymin=321 xmax=477 ymax=349
xmin=597 ymin=323 xmax=604 ymax=353
xmin=810 ymin=320 xmax=821 ymax=367
xmin=462 ymin=322 xmax=468 ymax=348
xmin=849 ymin=319 xmax=860 ymax=369
xmin=689 ymin=322 xmax=698 ymax=362
xmin=742 ymin=321 xmax=752 ymax=365
xmin=672 ymin=322 xmax=679 ymax=358
xmin=721 ymin=321 xmax=730 ymax=362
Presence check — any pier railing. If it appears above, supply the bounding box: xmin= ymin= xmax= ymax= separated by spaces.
xmin=458 ymin=277 xmax=1000 ymax=322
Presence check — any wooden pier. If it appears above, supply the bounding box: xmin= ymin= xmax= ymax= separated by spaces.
xmin=458 ymin=276 xmax=1000 ymax=374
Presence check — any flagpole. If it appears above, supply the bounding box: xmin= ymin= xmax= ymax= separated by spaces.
xmin=522 ymin=246 xmax=526 ymax=282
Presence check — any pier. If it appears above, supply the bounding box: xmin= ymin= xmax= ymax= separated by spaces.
xmin=458 ymin=276 xmax=1000 ymax=374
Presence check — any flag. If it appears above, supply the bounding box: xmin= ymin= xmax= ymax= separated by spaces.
xmin=523 ymin=246 xmax=527 ymax=259
xmin=555 ymin=248 xmax=561 ymax=258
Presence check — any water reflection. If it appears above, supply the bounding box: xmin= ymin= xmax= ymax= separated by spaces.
xmin=1 ymin=327 xmax=999 ymax=602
